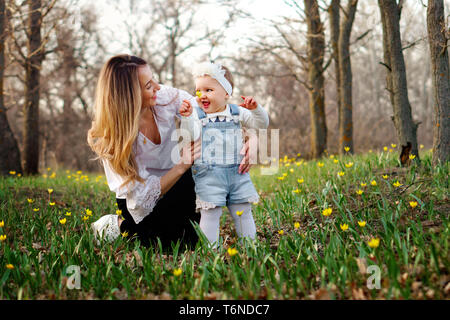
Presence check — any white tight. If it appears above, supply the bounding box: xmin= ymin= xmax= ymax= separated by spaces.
xmin=199 ymin=203 xmax=256 ymax=246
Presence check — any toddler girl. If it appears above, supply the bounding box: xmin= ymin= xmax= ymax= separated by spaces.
xmin=179 ymin=62 xmax=269 ymax=246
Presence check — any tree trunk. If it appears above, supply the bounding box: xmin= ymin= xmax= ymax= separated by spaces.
xmin=427 ymin=0 xmax=450 ymax=164
xmin=378 ymin=0 xmax=419 ymax=163
xmin=305 ymin=0 xmax=327 ymax=158
xmin=328 ymin=0 xmax=341 ymax=137
xmin=22 ymin=0 xmax=43 ymax=175
xmin=0 ymin=0 xmax=22 ymax=175
xmin=338 ymin=0 xmax=358 ymax=154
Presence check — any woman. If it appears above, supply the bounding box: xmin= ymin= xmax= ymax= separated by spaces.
xmin=88 ymin=54 xmax=253 ymax=250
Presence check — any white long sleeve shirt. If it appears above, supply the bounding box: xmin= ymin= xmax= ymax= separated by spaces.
xmin=102 ymin=85 xmax=198 ymax=224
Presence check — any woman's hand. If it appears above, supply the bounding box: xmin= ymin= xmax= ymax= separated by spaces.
xmin=239 ymin=130 xmax=258 ymax=174
xmin=178 ymin=140 xmax=201 ymax=171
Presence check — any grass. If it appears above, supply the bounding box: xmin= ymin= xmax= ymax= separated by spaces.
xmin=0 ymin=149 xmax=448 ymax=299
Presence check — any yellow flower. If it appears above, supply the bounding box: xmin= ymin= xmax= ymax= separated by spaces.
xmin=294 ymin=222 xmax=300 ymax=229
xmin=389 ymin=149 xmax=393 ymax=153
xmin=227 ymin=247 xmax=238 ymax=256
xmin=370 ymin=180 xmax=377 ymax=186
xmin=345 ymin=162 xmax=353 ymax=168
xmin=59 ymin=218 xmax=67 ymax=225
xmin=368 ymin=238 xmax=380 ymax=248
xmin=48 ymin=188 xmax=53 ymax=194
xmin=289 ymin=168 xmax=294 ymax=173
xmin=9 ymin=171 xmax=16 ymax=175
xmin=43 ymin=174 xmax=48 ymax=178
xmin=278 ymin=230 xmax=284 ymax=235
xmin=196 ymin=90 xmax=202 ymax=98
xmin=283 ymin=173 xmax=288 ymax=177
xmin=6 ymin=264 xmax=14 ymax=270
xmin=0 ymin=235 xmax=6 ymax=242
xmin=360 ymin=183 xmax=367 ymax=187
xmin=391 ymin=144 xmax=397 ymax=148
xmin=173 ymin=268 xmax=182 ymax=277
xmin=409 ymin=154 xmax=416 ymax=160
xmin=76 ymin=171 xmax=82 ymax=175
xmin=293 ymin=188 xmax=301 ymax=194
xmin=333 ymin=159 xmax=339 ymax=164
xmin=85 ymin=209 xmax=93 ymax=216
xmin=50 ymin=172 xmax=56 ymax=179
xmin=383 ymin=146 xmax=388 ymax=151
xmin=121 ymin=231 xmax=129 ymax=237
xmin=116 ymin=209 xmax=122 ymax=216
xmin=340 ymin=223 xmax=349 ymax=231
xmin=393 ymin=181 xmax=402 ymax=188
xmin=33 ymin=208 xmax=40 ymax=212
xmin=344 ymin=147 xmax=350 ymax=152
xmin=356 ymin=189 xmax=363 ymax=195
xmin=236 ymin=210 xmax=244 ymax=216
xmin=277 ymin=176 xmax=285 ymax=181
xmin=27 ymin=198 xmax=34 ymax=203
xmin=0 ymin=220 xmax=4 ymax=228
xmin=338 ymin=171 xmax=345 ymax=177
xmin=358 ymin=221 xmax=366 ymax=227
xmin=297 ymin=153 xmax=301 ymax=157
xmin=17 ymin=173 xmax=21 ymax=177
xmin=409 ymin=201 xmax=418 ymax=208
xmin=47 ymin=167 xmax=51 ymax=171
xmin=330 ymin=155 xmax=335 ymax=159
xmin=297 ymin=178 xmax=304 ymax=184
xmin=82 ymin=216 xmax=89 ymax=221
xmin=49 ymin=202 xmax=55 ymax=206
xmin=420 ymin=144 xmax=424 ymax=149
xmin=322 ymin=208 xmax=332 ymax=216
xmin=65 ymin=212 xmax=71 ymax=216
xmin=382 ymin=175 xmax=388 ymax=179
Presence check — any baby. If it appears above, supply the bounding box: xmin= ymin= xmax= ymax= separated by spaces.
xmin=178 ymin=61 xmax=269 ymax=246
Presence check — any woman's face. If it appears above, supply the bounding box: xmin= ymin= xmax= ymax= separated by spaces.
xmin=138 ymin=65 xmax=160 ymax=109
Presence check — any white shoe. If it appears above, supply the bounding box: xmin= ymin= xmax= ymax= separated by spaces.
xmin=91 ymin=214 xmax=120 ymax=245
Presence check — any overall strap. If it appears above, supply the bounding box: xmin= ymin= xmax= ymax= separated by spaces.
xmin=195 ymin=106 xmax=207 ymax=119
xmin=195 ymin=106 xmax=209 ymax=127
xmin=229 ymin=104 xmax=240 ymax=124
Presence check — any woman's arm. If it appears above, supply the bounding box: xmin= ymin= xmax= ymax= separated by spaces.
xmin=103 ymin=141 xmax=200 ymax=224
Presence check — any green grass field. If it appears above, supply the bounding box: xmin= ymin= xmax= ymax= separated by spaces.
xmin=0 ymin=148 xmax=448 ymax=299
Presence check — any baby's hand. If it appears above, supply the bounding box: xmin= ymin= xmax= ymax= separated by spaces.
xmin=179 ymin=99 xmax=193 ymax=117
xmin=239 ymin=96 xmax=258 ymax=110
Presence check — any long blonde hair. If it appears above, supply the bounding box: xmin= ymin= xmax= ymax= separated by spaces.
xmin=87 ymin=54 xmax=147 ymax=186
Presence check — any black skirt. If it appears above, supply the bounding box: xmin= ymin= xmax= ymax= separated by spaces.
xmin=118 ymin=168 xmax=200 ymax=250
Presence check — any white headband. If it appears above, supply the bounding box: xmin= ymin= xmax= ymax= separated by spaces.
xmin=192 ymin=62 xmax=233 ymax=96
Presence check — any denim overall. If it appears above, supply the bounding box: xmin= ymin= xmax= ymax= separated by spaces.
xmin=191 ymin=104 xmax=259 ymax=208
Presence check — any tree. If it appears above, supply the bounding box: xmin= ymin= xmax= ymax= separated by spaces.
xmin=427 ymin=0 xmax=449 ymax=164
xmin=328 ymin=0 xmax=341 ymax=137
xmin=378 ymin=0 xmax=419 ymax=164
xmin=337 ymin=0 xmax=358 ymax=154
xmin=305 ymin=0 xmax=327 ymax=158
xmin=0 ymin=0 xmax=22 ymax=175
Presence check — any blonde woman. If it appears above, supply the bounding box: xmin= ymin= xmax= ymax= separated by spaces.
xmin=88 ymin=55 xmax=253 ymax=249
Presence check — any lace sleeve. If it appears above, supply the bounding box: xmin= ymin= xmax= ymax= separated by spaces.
xmin=126 ymin=175 xmax=161 ymax=224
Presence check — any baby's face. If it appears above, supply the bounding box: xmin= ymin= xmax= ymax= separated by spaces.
xmin=195 ymin=75 xmax=228 ymax=114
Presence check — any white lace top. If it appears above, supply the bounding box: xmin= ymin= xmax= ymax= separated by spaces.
xmin=102 ymin=85 xmax=198 ymax=224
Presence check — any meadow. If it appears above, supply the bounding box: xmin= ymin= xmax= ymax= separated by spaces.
xmin=0 ymin=147 xmax=448 ymax=300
